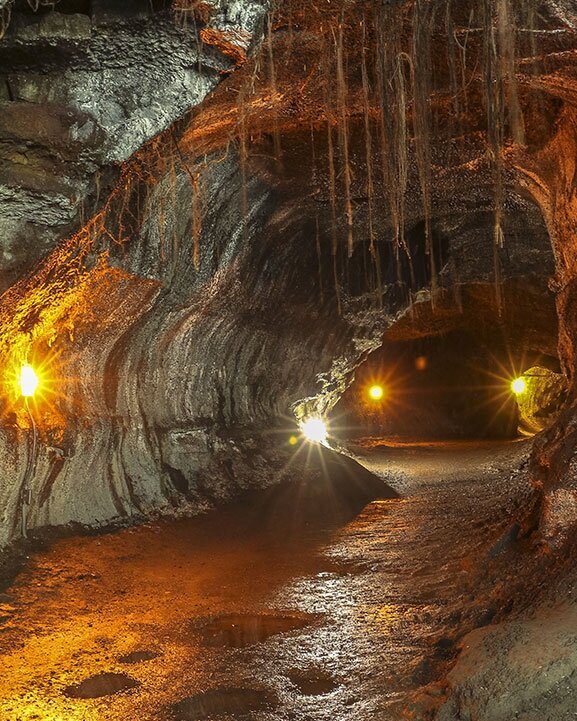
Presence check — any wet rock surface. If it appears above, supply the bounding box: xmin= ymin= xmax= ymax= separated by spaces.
xmin=0 ymin=439 xmax=555 ymax=721
xmin=430 ymin=590 xmax=577 ymax=721
xmin=286 ymin=668 xmax=339 ymax=697
xmin=170 ymin=687 xmax=277 ymax=720
xmin=195 ymin=613 xmax=318 ymax=649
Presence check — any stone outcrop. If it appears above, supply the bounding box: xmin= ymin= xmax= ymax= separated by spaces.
xmin=0 ymin=0 xmax=268 ymax=290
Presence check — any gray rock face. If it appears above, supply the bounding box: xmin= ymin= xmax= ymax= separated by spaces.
xmin=0 ymin=127 xmax=386 ymax=546
xmin=0 ymin=1 xmax=268 ymax=287
xmin=434 ymin=598 xmax=577 ymax=721
xmin=0 ymin=0 xmax=273 ymax=546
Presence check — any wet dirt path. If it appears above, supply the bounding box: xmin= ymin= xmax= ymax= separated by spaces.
xmin=0 ymin=439 xmax=531 ymax=721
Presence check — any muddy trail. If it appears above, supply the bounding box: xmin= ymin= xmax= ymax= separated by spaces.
xmin=0 ymin=439 xmax=544 ymax=720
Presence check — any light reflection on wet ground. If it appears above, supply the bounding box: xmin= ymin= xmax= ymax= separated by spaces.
xmin=0 ymin=439 xmax=531 ymax=720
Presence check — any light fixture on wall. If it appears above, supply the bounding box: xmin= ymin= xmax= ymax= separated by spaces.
xmin=511 ymin=377 xmax=527 ymax=395
xmin=368 ymin=384 xmax=385 ymax=401
xmin=19 ymin=364 xmax=39 ymax=398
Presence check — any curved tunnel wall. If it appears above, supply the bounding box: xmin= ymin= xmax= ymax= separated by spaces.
xmin=0 ymin=0 xmax=574 ymax=550
xmin=0 ymin=138 xmax=381 ymax=547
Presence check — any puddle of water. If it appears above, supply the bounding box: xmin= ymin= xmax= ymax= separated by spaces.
xmin=119 ymin=649 xmax=161 ymax=664
xmin=170 ymin=687 xmax=275 ymax=720
xmin=196 ymin=612 xmax=317 ymax=648
xmin=63 ymin=672 xmax=139 ymax=699
xmin=287 ymin=669 xmax=339 ymax=696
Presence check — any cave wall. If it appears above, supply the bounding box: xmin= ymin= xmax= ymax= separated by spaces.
xmin=516 ymin=103 xmax=577 ymax=546
xmin=0 ymin=0 xmax=284 ymax=546
xmin=0 ymin=0 xmax=575 ymax=552
xmin=517 ymin=366 xmax=567 ymax=435
xmin=0 ymin=0 xmax=269 ymax=290
xmin=0 ymin=132 xmax=394 ymax=548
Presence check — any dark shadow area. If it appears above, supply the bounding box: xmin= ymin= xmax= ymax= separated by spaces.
xmin=64 ymin=672 xmax=139 ymax=699
xmin=287 ymin=668 xmax=340 ymax=696
xmin=11 ymin=0 xmax=171 ymax=17
xmin=345 ymin=220 xmax=449 ymax=304
xmin=332 ymin=326 xmax=565 ymax=442
xmin=118 ymin=649 xmax=161 ymax=664
xmin=170 ymin=687 xmax=277 ymax=721
xmin=194 ymin=612 xmax=318 ymax=648
xmin=245 ymin=443 xmax=399 ymax=538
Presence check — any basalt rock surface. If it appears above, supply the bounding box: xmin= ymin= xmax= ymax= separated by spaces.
xmin=0 ymin=0 xmax=268 ymax=291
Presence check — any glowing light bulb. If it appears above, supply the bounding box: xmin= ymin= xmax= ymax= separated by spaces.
xmin=511 ymin=377 xmax=526 ymax=395
xmin=19 ymin=364 xmax=38 ymax=398
xmin=300 ymin=417 xmax=328 ymax=444
xmin=368 ymin=384 xmax=384 ymax=401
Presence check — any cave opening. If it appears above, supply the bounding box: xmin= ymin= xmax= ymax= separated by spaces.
xmin=237 ymin=120 xmax=562 ymax=450
xmin=332 ymin=329 xmax=567 ymax=444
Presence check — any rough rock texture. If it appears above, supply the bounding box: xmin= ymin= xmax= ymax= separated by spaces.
xmin=0 ymin=0 xmax=573 ymax=550
xmin=0 ymin=0 xmax=573 ymax=593
xmin=433 ymin=581 xmax=577 ymax=721
xmin=0 ymin=134 xmax=390 ymax=548
xmin=517 ymin=366 xmax=567 ymax=435
xmin=0 ymin=0 xmax=268 ymax=289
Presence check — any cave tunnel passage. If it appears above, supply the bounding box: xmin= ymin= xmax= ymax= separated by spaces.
xmin=4 ymin=0 xmax=577 ymax=717
xmin=331 ymin=324 xmax=567 ymax=444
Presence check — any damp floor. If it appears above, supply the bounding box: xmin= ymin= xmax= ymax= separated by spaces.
xmin=0 ymin=439 xmax=531 ymax=721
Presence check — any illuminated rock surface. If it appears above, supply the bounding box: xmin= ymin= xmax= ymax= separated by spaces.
xmin=1 ymin=1 xmax=577 ymax=719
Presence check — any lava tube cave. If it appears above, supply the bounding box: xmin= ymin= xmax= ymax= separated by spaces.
xmin=1 ymin=1 xmax=577 ymax=720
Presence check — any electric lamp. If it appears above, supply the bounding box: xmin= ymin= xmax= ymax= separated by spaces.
xmin=368 ymin=384 xmax=384 ymax=401
xmin=511 ymin=377 xmax=526 ymax=395
xmin=19 ymin=364 xmax=38 ymax=398
xmin=300 ymin=417 xmax=328 ymax=444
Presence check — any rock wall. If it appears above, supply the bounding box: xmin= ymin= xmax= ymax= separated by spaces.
xmin=517 ymin=366 xmax=567 ymax=435
xmin=514 ymin=102 xmax=577 ymax=547
xmin=0 ymin=130 xmax=393 ymax=548
xmin=0 ymin=0 xmax=575 ymax=554
xmin=0 ymin=0 xmax=268 ymax=290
